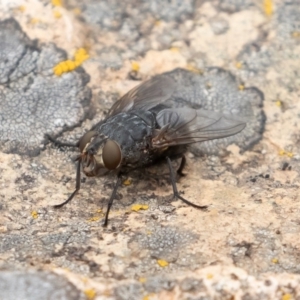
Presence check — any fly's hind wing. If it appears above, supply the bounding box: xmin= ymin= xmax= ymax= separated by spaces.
xmin=153 ymin=107 xmax=247 ymax=148
xmin=108 ymin=76 xmax=176 ymax=117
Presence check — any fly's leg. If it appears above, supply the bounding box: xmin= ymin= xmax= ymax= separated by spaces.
xmin=54 ymin=161 xmax=81 ymax=208
xmin=177 ymin=155 xmax=186 ymax=177
xmin=45 ymin=134 xmax=79 ymax=148
xmin=103 ymin=173 xmax=123 ymax=227
xmin=166 ymin=156 xmax=208 ymax=210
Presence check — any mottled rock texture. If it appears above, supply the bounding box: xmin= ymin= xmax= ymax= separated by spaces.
xmin=0 ymin=0 xmax=300 ymax=299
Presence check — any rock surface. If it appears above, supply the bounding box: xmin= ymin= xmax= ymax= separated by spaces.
xmin=0 ymin=0 xmax=300 ymax=299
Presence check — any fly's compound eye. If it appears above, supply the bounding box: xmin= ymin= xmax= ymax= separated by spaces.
xmin=79 ymin=131 xmax=97 ymax=152
xmin=102 ymin=139 xmax=122 ymax=170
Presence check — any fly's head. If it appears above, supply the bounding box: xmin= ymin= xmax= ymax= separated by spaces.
xmin=78 ymin=131 xmax=122 ymax=177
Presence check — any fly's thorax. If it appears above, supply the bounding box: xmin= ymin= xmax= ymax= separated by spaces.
xmin=78 ymin=131 xmax=123 ymax=177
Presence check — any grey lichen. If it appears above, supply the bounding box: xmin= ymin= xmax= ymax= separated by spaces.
xmin=129 ymin=225 xmax=199 ymax=263
xmin=0 ymin=271 xmax=85 ymax=300
xmin=0 ymin=18 xmax=92 ymax=156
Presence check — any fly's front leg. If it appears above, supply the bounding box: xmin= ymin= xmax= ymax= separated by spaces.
xmin=45 ymin=134 xmax=79 ymax=148
xmin=54 ymin=160 xmax=81 ymax=208
xmin=103 ymin=173 xmax=123 ymax=227
xmin=166 ymin=156 xmax=208 ymax=210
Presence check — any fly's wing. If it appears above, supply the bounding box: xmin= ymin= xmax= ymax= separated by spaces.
xmin=108 ymin=76 xmax=176 ymax=117
xmin=153 ymin=107 xmax=247 ymax=148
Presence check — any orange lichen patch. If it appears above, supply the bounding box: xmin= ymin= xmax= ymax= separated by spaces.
xmin=53 ymin=10 xmax=62 ymax=19
xmin=157 ymin=259 xmax=169 ymax=267
xmin=131 ymin=204 xmax=149 ymax=212
xmin=53 ymin=48 xmax=89 ymax=76
xmin=272 ymin=257 xmax=279 ymax=264
xmin=84 ymin=289 xmax=96 ymax=300
xmin=31 ymin=211 xmax=38 ymax=219
xmin=52 ymin=0 xmax=63 ymax=7
xmin=264 ymin=0 xmax=273 ymax=17
xmin=131 ymin=61 xmax=140 ymax=72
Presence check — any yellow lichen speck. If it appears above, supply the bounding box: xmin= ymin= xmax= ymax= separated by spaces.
xmin=170 ymin=47 xmax=179 ymax=53
xmin=131 ymin=61 xmax=140 ymax=72
xmin=53 ymin=10 xmax=62 ymax=19
xmin=157 ymin=259 xmax=169 ymax=267
xmin=30 ymin=18 xmax=41 ymax=25
xmin=235 ymin=61 xmax=243 ymax=69
xmin=207 ymin=273 xmax=214 ymax=279
xmin=123 ymin=178 xmax=132 ymax=186
xmin=264 ymin=0 xmax=273 ymax=17
xmin=143 ymin=294 xmax=155 ymax=300
xmin=52 ymin=0 xmax=63 ymax=7
xmin=31 ymin=211 xmax=38 ymax=219
xmin=74 ymin=48 xmax=89 ymax=64
xmin=84 ymin=289 xmax=96 ymax=300
xmin=73 ymin=8 xmax=82 ymax=15
xmin=292 ymin=31 xmax=300 ymax=38
xmin=139 ymin=277 xmax=147 ymax=283
xmin=87 ymin=216 xmax=101 ymax=222
xmin=53 ymin=48 xmax=89 ymax=76
xmin=279 ymin=150 xmax=294 ymax=158
xmin=238 ymin=84 xmax=245 ymax=91
xmin=18 ymin=6 xmax=26 ymax=12
xmin=282 ymin=294 xmax=292 ymax=300
xmin=272 ymin=257 xmax=279 ymax=264
xmin=186 ymin=64 xmax=203 ymax=74
xmin=131 ymin=204 xmax=149 ymax=212
xmin=155 ymin=20 xmax=161 ymax=26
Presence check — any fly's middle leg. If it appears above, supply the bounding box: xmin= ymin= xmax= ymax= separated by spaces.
xmin=166 ymin=156 xmax=208 ymax=210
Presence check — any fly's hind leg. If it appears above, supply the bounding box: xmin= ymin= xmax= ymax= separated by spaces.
xmin=177 ymin=155 xmax=186 ymax=177
xmin=166 ymin=156 xmax=208 ymax=210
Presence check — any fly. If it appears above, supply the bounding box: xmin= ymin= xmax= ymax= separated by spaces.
xmin=50 ymin=75 xmax=246 ymax=226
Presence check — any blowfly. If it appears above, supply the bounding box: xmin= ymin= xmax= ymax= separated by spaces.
xmin=53 ymin=75 xmax=246 ymax=226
